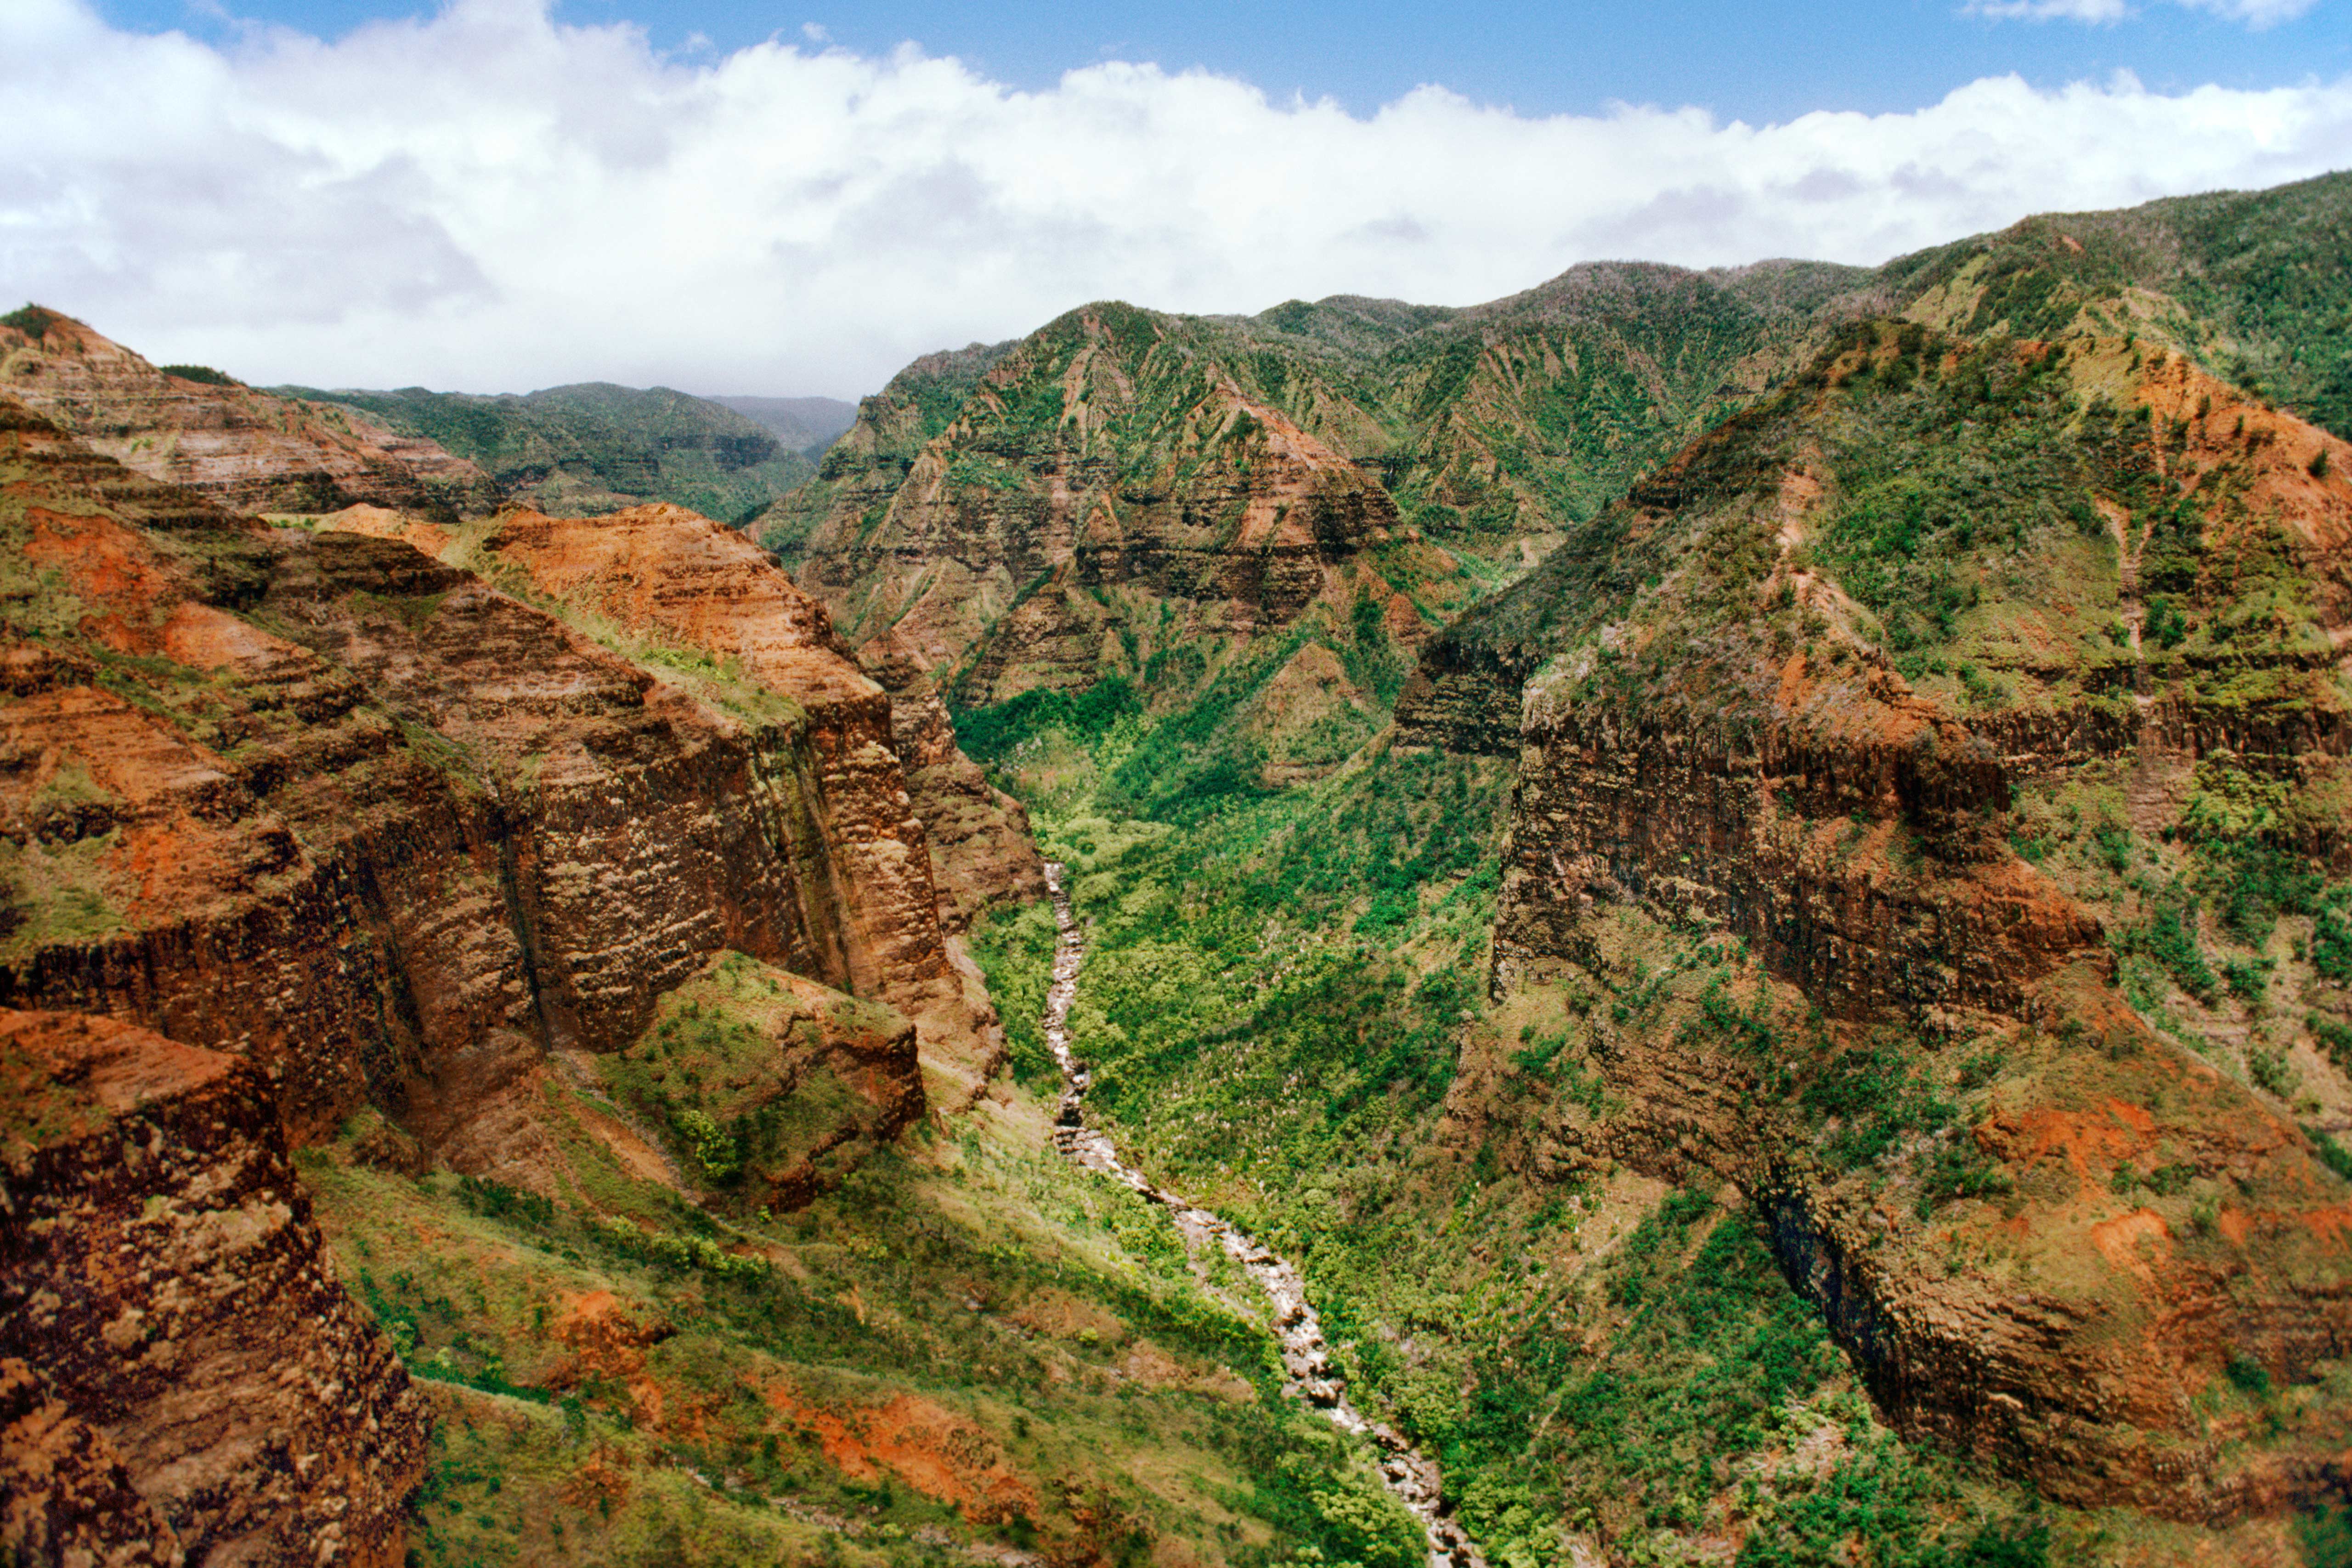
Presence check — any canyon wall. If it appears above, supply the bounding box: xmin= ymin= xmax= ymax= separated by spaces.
xmin=0 ymin=387 xmax=1030 ymax=1556
xmin=0 ymin=392 xmax=996 ymax=1152
xmin=1422 ymin=325 xmax=2352 ymax=1518
xmin=0 ymin=1008 xmax=428 ymax=1567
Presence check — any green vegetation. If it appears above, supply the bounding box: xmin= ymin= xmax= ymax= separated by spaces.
xmin=158 ymin=363 xmax=238 ymax=386
xmin=28 ymin=173 xmax=2352 ymax=1567
xmin=1 ymin=303 xmax=60 ymax=337
xmin=307 ymin=1043 xmax=1417 ymax=1568
xmin=1876 ymin=170 xmax=2352 ymax=437
xmin=278 ymin=379 xmax=814 ymax=522
xmin=948 ymin=624 xmax=2084 ymax=1565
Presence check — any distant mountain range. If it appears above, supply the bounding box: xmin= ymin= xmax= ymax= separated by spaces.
xmin=272 ymin=381 xmax=855 ymax=524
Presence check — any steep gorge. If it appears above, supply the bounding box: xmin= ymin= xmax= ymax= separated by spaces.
xmin=9 ymin=170 xmax=2352 ymax=1568
xmin=1405 ymin=322 xmax=2352 ymax=1520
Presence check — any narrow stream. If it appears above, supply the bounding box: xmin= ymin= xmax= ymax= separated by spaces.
xmin=1040 ymin=864 xmax=1485 ymax=1568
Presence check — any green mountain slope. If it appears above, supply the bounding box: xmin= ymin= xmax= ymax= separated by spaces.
xmin=764 ymin=260 xmax=1853 ymax=574
xmin=764 ymin=171 xmax=2352 ymax=724
xmin=830 ymin=170 xmax=2352 ymax=1563
xmin=1877 ymin=169 xmax=2352 ymax=436
xmin=277 ymin=380 xmax=815 ymax=521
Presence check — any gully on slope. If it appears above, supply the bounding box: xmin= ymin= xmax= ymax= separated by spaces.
xmin=1040 ymin=865 xmax=1486 ymax=1568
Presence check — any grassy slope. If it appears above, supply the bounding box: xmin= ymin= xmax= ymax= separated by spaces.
xmin=1875 ymin=170 xmax=2352 ymax=440
xmin=277 ymin=382 xmax=814 ymax=522
xmin=304 ymin=950 xmax=1427 ymax=1568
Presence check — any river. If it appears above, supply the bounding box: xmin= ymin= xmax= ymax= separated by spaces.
xmin=1040 ymin=863 xmax=1485 ymax=1568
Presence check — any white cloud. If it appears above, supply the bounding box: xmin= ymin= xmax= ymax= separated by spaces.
xmin=2190 ymin=0 xmax=2324 ymax=24
xmin=1970 ymin=0 xmax=2318 ymax=26
xmin=1970 ymin=0 xmax=2132 ymax=22
xmin=2 ymin=0 xmax=2347 ymax=396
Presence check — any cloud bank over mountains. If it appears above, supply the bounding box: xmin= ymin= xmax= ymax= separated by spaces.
xmin=7 ymin=0 xmax=2350 ymax=396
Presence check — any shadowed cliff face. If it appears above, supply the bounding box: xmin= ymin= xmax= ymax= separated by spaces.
xmin=1409 ymin=324 xmax=2352 ymax=1518
xmin=0 ymin=310 xmax=501 ymax=520
xmin=0 ymin=1008 xmax=429 ymax=1568
xmin=453 ymin=501 xmax=1029 ymax=1080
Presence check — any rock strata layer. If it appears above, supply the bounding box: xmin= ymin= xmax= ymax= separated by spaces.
xmin=786 ymin=305 xmax=1400 ymax=702
xmin=0 ymin=1008 xmax=428 ymax=1568
xmin=1419 ymin=325 xmax=2352 ymax=1518
xmin=0 ymin=396 xmax=961 ymax=1164
xmin=0 ymin=312 xmax=500 ymax=519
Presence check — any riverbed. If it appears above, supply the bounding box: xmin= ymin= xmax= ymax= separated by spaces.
xmin=1039 ymin=863 xmax=1485 ymax=1568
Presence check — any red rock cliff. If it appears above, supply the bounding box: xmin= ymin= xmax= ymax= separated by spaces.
xmin=0 ymin=309 xmax=499 ymax=519
xmin=0 ymin=395 xmax=981 ymax=1160
xmin=0 ymin=1008 xmax=428 ymax=1568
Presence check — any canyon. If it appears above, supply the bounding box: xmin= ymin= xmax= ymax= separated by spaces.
xmin=4 ymin=168 xmax=2352 ymax=1568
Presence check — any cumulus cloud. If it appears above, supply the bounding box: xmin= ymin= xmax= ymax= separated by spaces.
xmin=3 ymin=0 xmax=2348 ymax=395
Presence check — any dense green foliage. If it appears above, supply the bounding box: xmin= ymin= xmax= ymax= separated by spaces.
xmin=158 ymin=362 xmax=238 ymax=386
xmin=277 ymin=379 xmax=814 ymax=521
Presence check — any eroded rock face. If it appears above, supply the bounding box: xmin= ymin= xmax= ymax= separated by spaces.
xmin=790 ymin=305 xmax=1397 ymax=703
xmin=609 ymin=954 xmax=925 ymax=1211
xmin=0 ymin=1008 xmax=429 ymax=1567
xmin=0 ymin=399 xmax=959 ymax=1157
xmin=0 ymin=310 xmax=500 ymax=519
xmin=467 ymin=503 xmax=1021 ymax=1065
xmin=1440 ymin=328 xmax=2352 ymax=1519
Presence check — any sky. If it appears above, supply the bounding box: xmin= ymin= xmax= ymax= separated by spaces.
xmin=6 ymin=0 xmax=2349 ymax=398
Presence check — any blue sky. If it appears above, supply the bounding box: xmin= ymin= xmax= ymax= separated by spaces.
xmin=101 ymin=0 xmax=2349 ymax=122
xmin=14 ymin=0 xmax=2351 ymax=395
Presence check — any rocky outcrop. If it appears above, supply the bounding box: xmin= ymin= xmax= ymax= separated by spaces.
xmin=608 ymin=954 xmax=925 ymax=1211
xmin=0 ymin=1008 xmax=428 ymax=1567
xmin=0 ymin=309 xmax=500 ymax=519
xmin=1391 ymin=632 xmax=1547 ymax=756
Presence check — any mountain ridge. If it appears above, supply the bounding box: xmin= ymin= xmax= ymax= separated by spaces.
xmin=6 ymin=168 xmax=2352 ymax=1568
